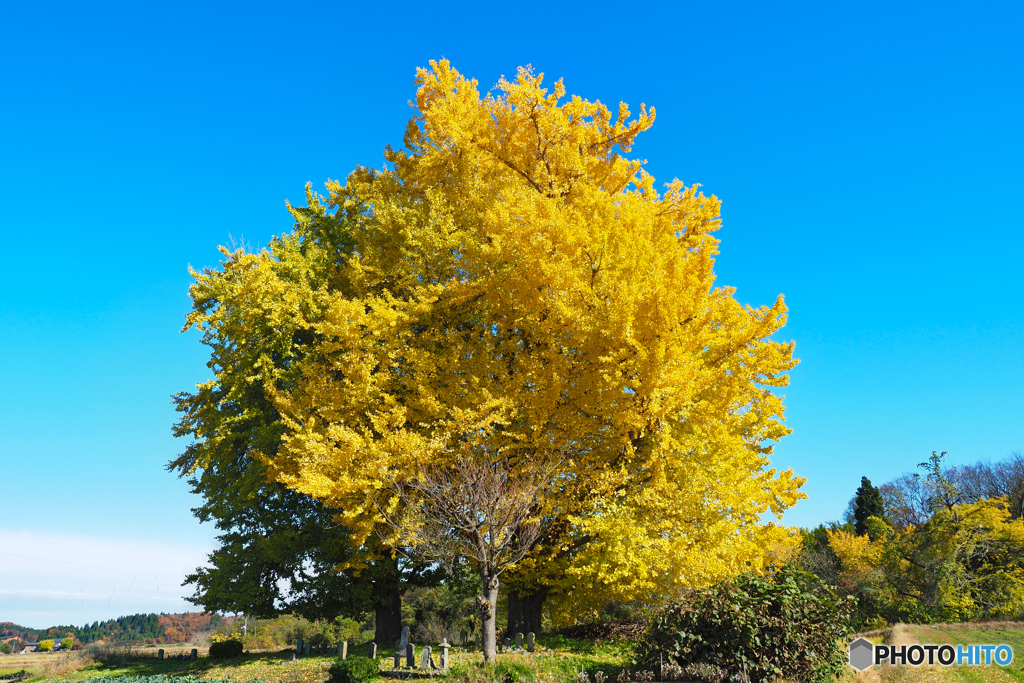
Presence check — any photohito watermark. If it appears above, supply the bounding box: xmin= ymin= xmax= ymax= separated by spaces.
xmin=848 ymin=638 xmax=1014 ymax=671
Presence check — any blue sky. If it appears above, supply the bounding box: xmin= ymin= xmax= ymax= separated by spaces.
xmin=1 ymin=0 xmax=1021 ymax=628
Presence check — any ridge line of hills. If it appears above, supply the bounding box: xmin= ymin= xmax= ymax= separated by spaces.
xmin=0 ymin=612 xmax=235 ymax=645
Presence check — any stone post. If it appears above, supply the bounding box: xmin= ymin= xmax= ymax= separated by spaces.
xmin=439 ymin=640 xmax=450 ymax=669
xmin=526 ymin=632 xmax=535 ymax=653
xmin=339 ymin=641 xmax=348 ymax=659
xmin=420 ymin=645 xmax=432 ymax=670
xmin=405 ymin=643 xmax=415 ymax=668
xmin=515 ymin=632 xmax=523 ymax=649
xmin=368 ymin=642 xmax=377 ymax=659
xmin=190 ymin=649 xmax=198 ymax=661
xmin=158 ymin=649 xmax=164 ymax=660
xmin=296 ymin=639 xmax=303 ymax=656
xmin=304 ymin=641 xmax=311 ymax=656
xmin=503 ymin=637 xmax=512 ymax=651
xmin=394 ymin=640 xmax=402 ymax=668
xmin=459 ymin=630 xmax=467 ymax=646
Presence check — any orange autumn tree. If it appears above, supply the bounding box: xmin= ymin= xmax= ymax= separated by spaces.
xmin=254 ymin=60 xmax=804 ymax=650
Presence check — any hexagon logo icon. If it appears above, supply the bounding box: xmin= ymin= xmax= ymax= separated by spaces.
xmin=849 ymin=638 xmax=874 ymax=671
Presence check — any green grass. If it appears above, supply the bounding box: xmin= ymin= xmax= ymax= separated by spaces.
xmin=9 ymin=622 xmax=1024 ymax=683
xmin=2 ymin=637 xmax=643 ymax=683
xmin=844 ymin=623 xmax=1024 ymax=683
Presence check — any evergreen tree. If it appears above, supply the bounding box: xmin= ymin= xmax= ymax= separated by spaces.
xmin=854 ymin=476 xmax=886 ymax=536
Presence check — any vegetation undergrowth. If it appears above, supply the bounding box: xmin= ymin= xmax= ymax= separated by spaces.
xmin=8 ymin=622 xmax=1024 ymax=683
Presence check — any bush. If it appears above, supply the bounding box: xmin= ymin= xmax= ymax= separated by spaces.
xmin=635 ymin=565 xmax=855 ymax=683
xmin=329 ymin=656 xmax=379 ymax=683
xmin=61 ymin=638 xmax=74 ymax=651
xmin=494 ymin=661 xmax=536 ymax=683
xmin=208 ymin=639 xmax=244 ymax=659
xmin=38 ymin=640 xmax=54 ymax=652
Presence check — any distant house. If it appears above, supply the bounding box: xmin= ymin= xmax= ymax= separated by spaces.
xmin=22 ymin=642 xmax=39 ymax=653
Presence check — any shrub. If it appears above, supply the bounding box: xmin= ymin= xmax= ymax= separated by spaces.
xmin=328 ymin=656 xmax=379 ymax=683
xmin=38 ymin=640 xmax=54 ymax=652
xmin=61 ymin=638 xmax=74 ymax=651
xmin=494 ymin=661 xmax=536 ymax=683
xmin=635 ymin=565 xmax=855 ymax=683
xmin=208 ymin=639 xmax=244 ymax=659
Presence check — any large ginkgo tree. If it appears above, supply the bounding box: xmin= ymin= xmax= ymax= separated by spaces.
xmin=187 ymin=59 xmax=806 ymax=658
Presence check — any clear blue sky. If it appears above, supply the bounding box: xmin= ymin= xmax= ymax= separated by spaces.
xmin=1 ymin=0 xmax=1021 ymax=628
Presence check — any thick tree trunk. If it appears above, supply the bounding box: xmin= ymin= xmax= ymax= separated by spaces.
xmin=507 ymin=586 xmax=548 ymax=636
xmin=373 ymin=594 xmax=402 ymax=647
xmin=372 ymin=556 xmax=403 ymax=646
xmin=478 ymin=572 xmax=500 ymax=662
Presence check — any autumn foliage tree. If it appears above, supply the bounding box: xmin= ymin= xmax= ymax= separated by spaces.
xmin=246 ymin=59 xmax=805 ymax=652
xmin=171 ymin=221 xmax=439 ymax=644
xmin=830 ymin=453 xmax=1024 ymax=624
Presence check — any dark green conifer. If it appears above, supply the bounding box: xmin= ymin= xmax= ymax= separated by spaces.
xmin=853 ymin=476 xmax=886 ymax=536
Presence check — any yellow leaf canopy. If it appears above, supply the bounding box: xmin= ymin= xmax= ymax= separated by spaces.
xmin=251 ymin=60 xmax=805 ymax=615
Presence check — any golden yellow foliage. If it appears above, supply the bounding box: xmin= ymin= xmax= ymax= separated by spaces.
xmin=244 ymin=60 xmax=804 ymax=613
xmin=827 ymin=528 xmax=880 ymax=576
xmin=829 ymin=500 xmax=1024 ymax=622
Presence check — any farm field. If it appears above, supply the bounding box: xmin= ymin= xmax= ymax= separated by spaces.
xmin=4 ymin=624 xmax=1024 ymax=683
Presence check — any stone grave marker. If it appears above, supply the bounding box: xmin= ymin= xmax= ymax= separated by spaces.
xmin=439 ymin=640 xmax=450 ymax=669
xmin=420 ymin=645 xmax=432 ymax=670
xmin=367 ymin=642 xmax=377 ymax=659
xmin=338 ymin=641 xmax=347 ymax=659
xmin=405 ymin=643 xmax=414 ymax=668
xmin=526 ymin=632 xmax=535 ymax=652
xmin=190 ymin=649 xmax=198 ymax=661
xmin=158 ymin=649 xmax=164 ymax=660
xmin=459 ymin=630 xmax=467 ymax=646
xmin=515 ymin=632 xmax=523 ymax=649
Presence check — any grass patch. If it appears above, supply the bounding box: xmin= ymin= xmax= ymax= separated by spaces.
xmin=8 ymin=623 xmax=1024 ymax=683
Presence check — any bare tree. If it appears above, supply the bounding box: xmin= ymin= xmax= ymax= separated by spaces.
xmin=879 ymin=473 xmax=931 ymax=529
xmin=377 ymin=455 xmax=554 ymax=662
xmin=880 ymin=451 xmax=1024 ymax=529
xmin=950 ymin=451 xmax=1024 ymax=518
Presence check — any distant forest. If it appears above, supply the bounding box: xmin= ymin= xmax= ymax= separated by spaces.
xmin=0 ymin=612 xmax=229 ymax=645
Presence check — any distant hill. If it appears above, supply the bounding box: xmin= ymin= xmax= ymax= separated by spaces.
xmin=0 ymin=612 xmax=233 ymax=645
